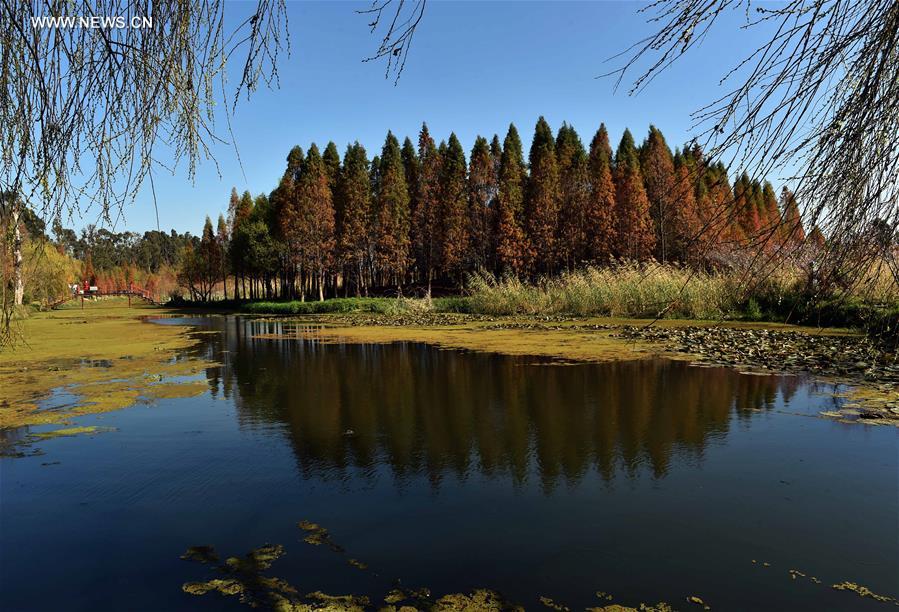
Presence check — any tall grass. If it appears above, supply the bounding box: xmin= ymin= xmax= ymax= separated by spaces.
xmin=465 ymin=263 xmax=801 ymax=320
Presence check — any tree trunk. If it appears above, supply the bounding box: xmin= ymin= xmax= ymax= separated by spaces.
xmin=12 ymin=200 xmax=23 ymax=306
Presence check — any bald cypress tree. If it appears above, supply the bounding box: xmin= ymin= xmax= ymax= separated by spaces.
xmin=525 ymin=117 xmax=561 ymax=274
xmin=759 ymin=182 xmax=781 ymax=238
xmin=640 ymin=126 xmax=676 ymax=262
xmin=585 ymin=125 xmax=617 ymax=262
xmin=555 ymin=123 xmax=589 ymax=270
xmin=413 ymin=123 xmax=441 ymax=295
xmin=296 ymin=144 xmax=335 ymax=301
xmin=670 ymin=155 xmax=701 ymax=262
xmin=779 ymin=187 xmax=805 ymax=245
xmin=338 ymin=143 xmax=373 ymax=296
xmin=374 ymin=132 xmax=411 ymax=289
xmin=322 ymin=142 xmax=341 ymax=193
xmin=439 ymin=133 xmax=469 ymax=283
xmin=614 ymin=129 xmax=655 ymax=260
xmin=467 ymin=135 xmax=496 ymax=273
xmin=216 ymin=214 xmax=230 ymax=299
xmin=496 ymin=124 xmax=530 ymax=276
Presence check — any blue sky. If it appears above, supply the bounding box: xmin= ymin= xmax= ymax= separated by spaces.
xmin=82 ymin=1 xmax=778 ymax=235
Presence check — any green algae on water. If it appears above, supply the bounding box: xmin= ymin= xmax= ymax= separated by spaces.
xmin=32 ymin=425 xmax=116 ymax=439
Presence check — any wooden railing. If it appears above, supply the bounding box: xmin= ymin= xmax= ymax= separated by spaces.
xmin=50 ymin=287 xmax=160 ymax=309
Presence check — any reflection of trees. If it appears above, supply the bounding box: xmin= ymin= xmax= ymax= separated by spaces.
xmin=194 ymin=319 xmax=795 ymax=490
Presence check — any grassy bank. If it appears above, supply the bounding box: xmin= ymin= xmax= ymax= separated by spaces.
xmin=232 ymin=263 xmax=898 ymax=335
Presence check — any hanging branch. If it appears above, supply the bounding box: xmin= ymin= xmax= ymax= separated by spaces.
xmin=359 ymin=0 xmax=427 ymax=83
xmin=605 ymin=0 xmax=899 ymax=296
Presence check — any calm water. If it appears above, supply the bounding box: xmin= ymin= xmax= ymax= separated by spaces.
xmin=1 ymin=316 xmax=896 ymax=611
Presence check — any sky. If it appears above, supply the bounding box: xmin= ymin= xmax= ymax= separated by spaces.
xmin=74 ymin=1 xmax=779 ymax=236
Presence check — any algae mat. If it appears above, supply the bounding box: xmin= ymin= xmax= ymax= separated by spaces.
xmin=253 ymin=323 xmax=659 ymax=363
xmin=0 ymin=299 xmax=211 ymax=431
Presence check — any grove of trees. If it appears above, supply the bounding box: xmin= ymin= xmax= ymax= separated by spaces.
xmin=181 ymin=118 xmax=812 ymax=301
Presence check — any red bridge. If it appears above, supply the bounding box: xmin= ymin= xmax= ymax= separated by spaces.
xmin=50 ymin=282 xmax=160 ymax=309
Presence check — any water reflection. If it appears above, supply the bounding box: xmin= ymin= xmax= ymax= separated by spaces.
xmin=191 ymin=318 xmax=803 ymax=489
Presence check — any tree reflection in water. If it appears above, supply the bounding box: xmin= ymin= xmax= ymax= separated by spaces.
xmin=193 ymin=317 xmax=801 ymax=490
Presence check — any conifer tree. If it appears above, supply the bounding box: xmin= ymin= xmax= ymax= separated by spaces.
xmin=670 ymin=158 xmax=701 ymax=262
xmin=467 ymin=136 xmax=497 ymax=273
xmin=338 ymin=143 xmax=373 ymax=296
xmin=413 ymin=124 xmax=441 ymax=294
xmin=295 ymin=144 xmax=335 ymax=301
xmin=495 ymin=124 xmax=530 ymax=276
xmin=733 ymin=173 xmax=758 ymax=243
xmin=614 ymin=129 xmax=655 ymax=260
xmin=640 ymin=126 xmax=676 ymax=262
xmin=401 ymin=137 xmax=421 ymax=277
xmin=759 ymin=182 xmax=781 ymax=236
xmin=374 ymin=132 xmax=411 ymax=289
xmin=555 ymin=123 xmax=589 ymax=269
xmin=322 ymin=142 xmax=341 ymax=193
xmin=585 ymin=125 xmax=617 ymax=262
xmin=525 ymin=117 xmax=561 ymax=274
xmin=439 ymin=133 xmax=469 ymax=282
xmin=779 ymin=187 xmax=805 ymax=244
xmin=216 ymin=214 xmax=230 ymax=299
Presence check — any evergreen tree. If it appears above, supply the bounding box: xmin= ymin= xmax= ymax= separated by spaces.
xmin=640 ymin=126 xmax=676 ymax=262
xmin=555 ymin=123 xmax=589 ymax=269
xmin=495 ymin=124 xmax=530 ymax=276
xmin=374 ymin=132 xmax=411 ymax=288
xmin=585 ymin=124 xmax=616 ymax=262
xmin=525 ymin=117 xmax=561 ymax=274
xmin=439 ymin=133 xmax=469 ymax=282
xmin=614 ymin=129 xmax=655 ymax=260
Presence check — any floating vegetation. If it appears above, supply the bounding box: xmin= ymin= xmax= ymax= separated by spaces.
xmin=180 ymin=545 xmax=219 ymax=564
xmin=1 ymin=302 xmax=213 ymax=432
xmin=347 ymin=558 xmax=368 ymax=571
xmin=431 ymin=589 xmax=523 ymax=611
xmin=686 ymin=595 xmax=710 ymax=609
xmin=297 ymin=520 xmax=344 ymax=552
xmin=788 ymin=569 xmax=806 ymax=580
xmin=181 ymin=543 xmax=302 ymax=609
xmin=32 ymin=425 xmax=116 ymax=439
xmin=182 ymin=542 xmax=524 ymax=611
xmin=831 ymin=582 xmax=898 ymax=604
xmin=585 ymin=604 xmax=673 ymax=612
xmin=539 ymin=595 xmax=569 ymax=610
xmin=595 ymin=591 xmax=614 ymax=601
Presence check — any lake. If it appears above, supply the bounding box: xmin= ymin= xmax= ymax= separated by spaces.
xmin=1 ymin=315 xmax=896 ymax=610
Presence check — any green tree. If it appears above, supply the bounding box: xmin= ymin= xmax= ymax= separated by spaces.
xmin=525 ymin=117 xmax=561 ymax=274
